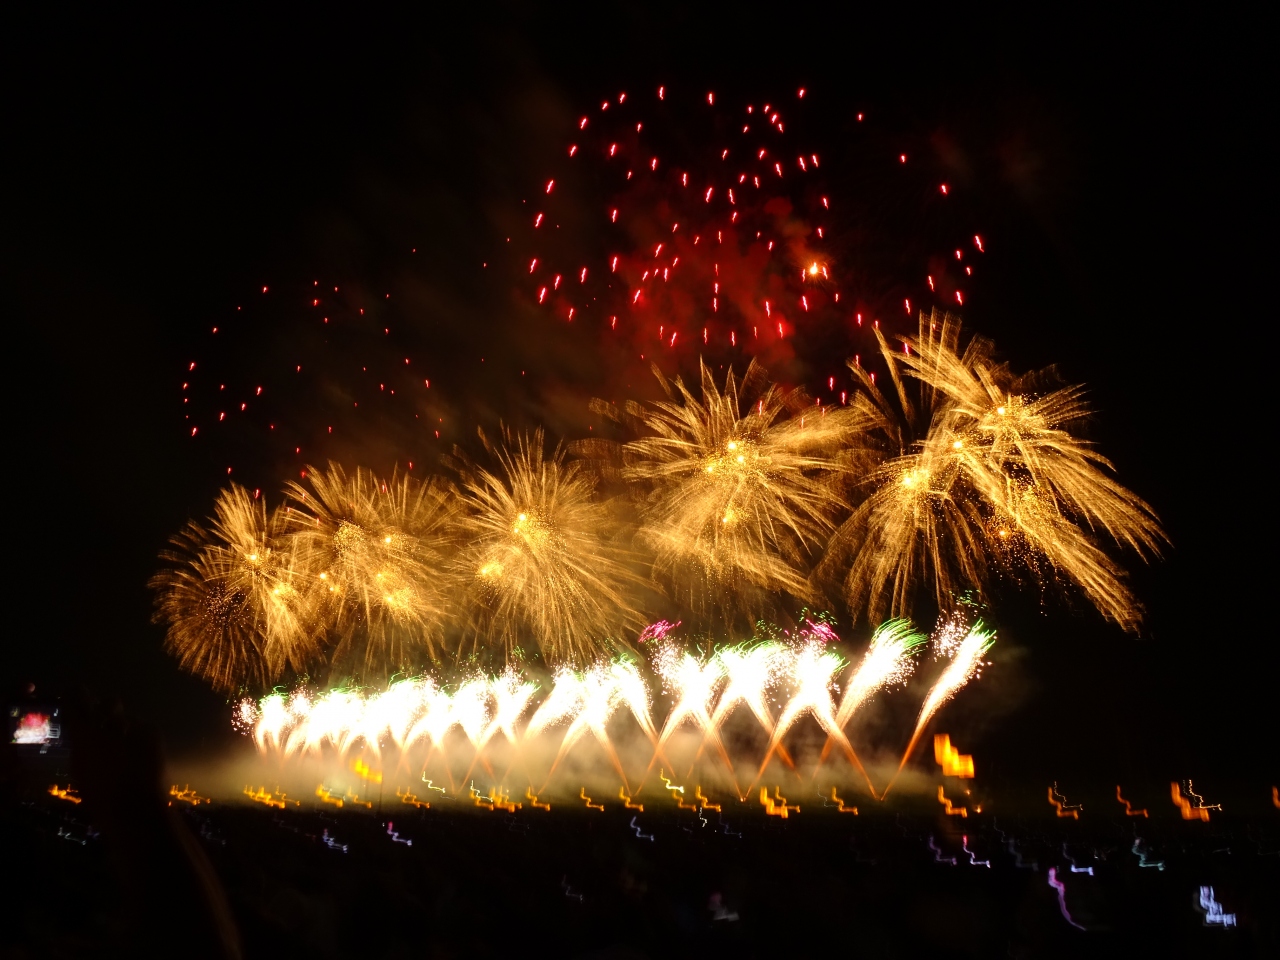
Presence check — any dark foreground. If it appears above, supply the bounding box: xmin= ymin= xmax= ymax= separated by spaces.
xmin=6 ymin=779 xmax=1277 ymax=958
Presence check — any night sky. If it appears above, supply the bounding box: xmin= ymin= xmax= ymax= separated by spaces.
xmin=8 ymin=12 xmax=1268 ymax=801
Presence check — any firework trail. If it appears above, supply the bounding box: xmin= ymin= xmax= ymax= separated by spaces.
xmin=705 ymin=640 xmax=790 ymax=753
xmin=882 ymin=616 xmax=996 ymax=798
xmin=539 ymin=658 xmax=662 ymax=791
xmin=828 ymin=309 xmax=1165 ymax=630
xmin=753 ymin=641 xmax=877 ymax=795
xmin=813 ymin=617 xmax=927 ymax=774
xmin=235 ymin=612 xmax=995 ymax=796
xmin=649 ymin=644 xmax=734 ymax=783
xmin=151 ymin=484 xmax=317 ymax=691
xmin=452 ymin=426 xmax=645 ymax=663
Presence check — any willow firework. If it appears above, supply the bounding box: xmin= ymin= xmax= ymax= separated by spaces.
xmin=828 ymin=310 xmax=1165 ymax=631
xmin=586 ymin=360 xmax=874 ymax=627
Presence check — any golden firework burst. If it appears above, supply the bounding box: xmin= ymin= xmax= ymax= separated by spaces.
xmin=151 ymin=485 xmax=315 ymax=691
xmin=284 ymin=464 xmax=463 ymax=675
xmin=830 ymin=310 xmax=1165 ymax=630
xmin=588 ymin=360 xmax=875 ymax=627
xmin=452 ymin=426 xmax=645 ymax=664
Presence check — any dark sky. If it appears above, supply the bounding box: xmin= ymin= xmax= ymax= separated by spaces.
xmin=7 ymin=12 xmax=1268 ymax=798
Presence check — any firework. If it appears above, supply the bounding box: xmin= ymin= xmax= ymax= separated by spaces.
xmin=812 ymin=617 xmax=926 ymax=775
xmin=651 ymin=645 xmax=733 ymax=779
xmin=539 ymin=659 xmax=657 ymax=788
xmin=511 ymin=87 xmax=983 ymax=387
xmin=588 ymin=360 xmax=873 ymax=626
xmin=883 ymin=615 xmax=996 ymax=797
xmin=755 ymin=640 xmax=875 ymax=795
xmin=706 ymin=640 xmax=789 ymax=743
xmin=284 ymin=464 xmax=462 ymax=676
xmin=234 ymin=616 xmax=991 ymax=795
xmin=834 ymin=617 xmax=927 ymax=728
xmin=829 ymin=309 xmax=1165 ymax=630
xmin=452 ymin=427 xmax=646 ymax=664
xmin=151 ymin=484 xmax=316 ymax=691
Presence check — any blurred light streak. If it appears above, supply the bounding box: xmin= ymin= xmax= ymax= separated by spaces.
xmin=525 ymin=788 xmax=551 ymax=811
xmin=1049 ymin=783 xmax=1081 ymax=819
xmin=760 ymin=786 xmax=800 ymax=818
xmin=937 ymin=785 xmax=967 ymax=817
xmin=1115 ymin=785 xmax=1148 ymax=817
xmin=927 ymin=835 xmax=957 ymax=865
xmin=1197 ymin=887 xmax=1237 ymax=928
xmin=1047 ymin=867 xmax=1086 ymax=930
xmin=169 ymin=785 xmax=210 ymax=805
xmin=934 ymin=733 xmax=974 ymax=778
xmin=963 ymin=835 xmax=990 ymax=867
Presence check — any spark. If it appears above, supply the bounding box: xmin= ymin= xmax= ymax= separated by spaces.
xmin=816 ymin=619 xmax=925 ymax=774
xmin=455 ymin=427 xmax=645 ymax=663
xmin=757 ymin=641 xmax=871 ymax=794
xmin=590 ymin=361 xmax=873 ymax=624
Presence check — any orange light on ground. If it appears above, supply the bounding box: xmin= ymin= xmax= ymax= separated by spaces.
xmin=396 ymin=788 xmax=429 ymax=809
xmin=1048 ymin=783 xmax=1080 ymax=819
xmin=619 ymin=787 xmax=644 ymax=811
xmin=760 ymin=786 xmax=800 ymax=818
xmin=1171 ymin=781 xmax=1215 ymax=821
xmin=313 ymin=785 xmax=343 ymax=809
xmin=826 ymin=787 xmax=857 ymax=814
xmin=525 ymin=788 xmax=550 ymax=811
xmin=169 ymin=785 xmax=210 ymax=805
xmin=1115 ymin=785 xmax=1147 ymax=817
xmin=937 ymin=785 xmax=967 ymax=817
xmin=934 ymin=734 xmax=974 ymax=778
